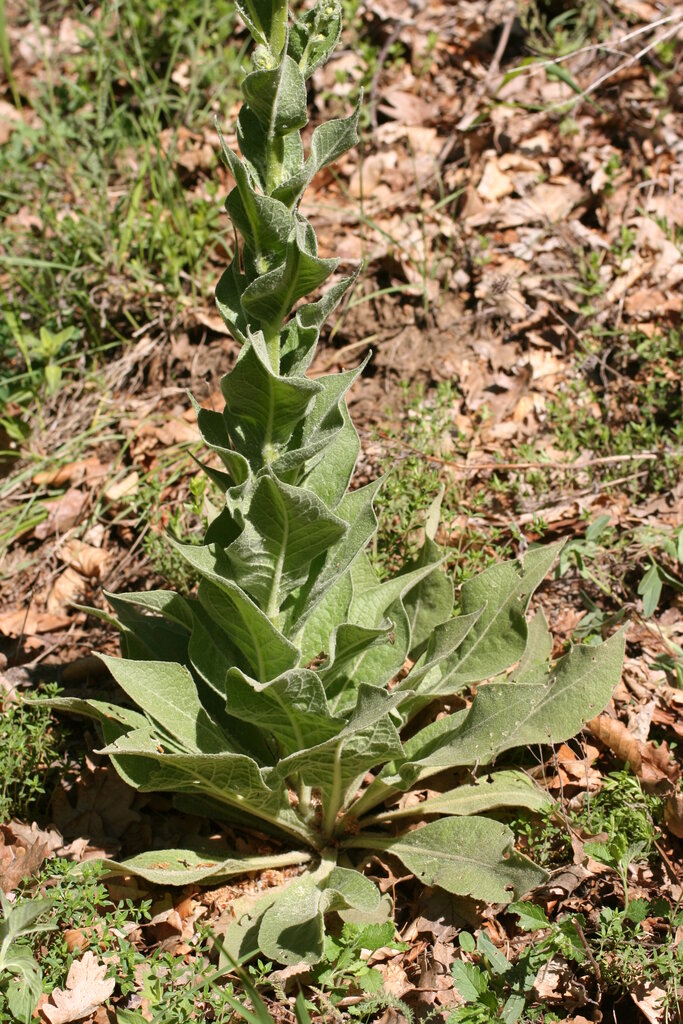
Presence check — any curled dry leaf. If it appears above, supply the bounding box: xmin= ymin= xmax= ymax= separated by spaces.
xmin=102 ymin=471 xmax=138 ymax=503
xmin=0 ymin=606 xmax=71 ymax=638
xmin=587 ymin=715 xmax=678 ymax=786
xmin=59 ymin=539 xmax=110 ymax=579
xmin=587 ymin=715 xmax=642 ymax=774
xmin=45 ymin=566 xmax=87 ymax=614
xmin=41 ymin=951 xmax=115 ymax=1024
xmin=664 ymin=792 xmax=683 ymax=839
xmin=631 ymin=982 xmax=668 ymax=1024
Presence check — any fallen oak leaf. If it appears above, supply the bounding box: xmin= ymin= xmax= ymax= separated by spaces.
xmin=41 ymin=951 xmax=115 ymax=1023
xmin=664 ymin=792 xmax=683 ymax=839
xmin=0 ymin=822 xmax=59 ymax=892
xmin=0 ymin=606 xmax=71 ymax=638
xmin=45 ymin=567 xmax=87 ymax=614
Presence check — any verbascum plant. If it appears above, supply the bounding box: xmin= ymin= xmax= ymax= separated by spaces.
xmin=52 ymin=0 xmax=624 ymax=965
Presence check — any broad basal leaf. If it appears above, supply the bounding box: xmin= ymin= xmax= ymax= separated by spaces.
xmin=364 ymin=771 xmax=551 ymax=823
xmin=105 ymin=593 xmax=189 ymax=665
xmin=440 ymin=628 xmax=626 ymax=767
xmin=257 ymin=860 xmax=381 ymax=965
xmin=346 ymin=817 xmax=547 ymax=903
xmin=98 ymin=736 xmax=313 ymax=842
xmin=392 ymin=628 xmax=625 ymax=788
xmin=95 ymin=844 xmax=311 ymax=887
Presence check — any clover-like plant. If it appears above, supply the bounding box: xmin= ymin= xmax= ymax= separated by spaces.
xmin=53 ymin=0 xmax=624 ymax=966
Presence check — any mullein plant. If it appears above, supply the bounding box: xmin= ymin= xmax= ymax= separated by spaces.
xmin=53 ymin=0 xmax=624 ymax=965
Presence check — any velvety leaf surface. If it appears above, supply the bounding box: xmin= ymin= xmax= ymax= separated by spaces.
xmin=349 ymin=817 xmax=547 ymax=903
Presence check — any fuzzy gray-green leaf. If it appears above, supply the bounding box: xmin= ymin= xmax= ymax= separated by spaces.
xmin=242 ymin=55 xmax=308 ymax=139
xmin=349 ymin=817 xmax=547 ymax=903
xmin=224 ymin=666 xmax=342 ymax=754
xmin=364 ymin=771 xmax=551 ymax=823
xmin=95 ymin=845 xmax=310 ymax=887
xmin=442 ymin=542 xmax=564 ymax=686
xmin=235 ymin=0 xmax=288 ymax=55
xmin=226 ymin=473 xmax=347 ymax=612
xmin=99 ymin=655 xmax=229 ymax=754
xmin=241 ymin=224 xmax=338 ymax=336
xmin=222 ymin=336 xmax=320 ymax=462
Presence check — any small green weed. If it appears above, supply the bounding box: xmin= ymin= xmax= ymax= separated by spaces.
xmin=511 ymin=805 xmax=572 ymax=871
xmin=0 ymin=891 xmax=55 ymax=1024
xmin=450 ymin=892 xmax=683 ymax=1024
xmin=520 ymin=0 xmax=606 ymax=59
xmin=3 ymin=859 xmax=244 ymax=1023
xmin=581 ymin=769 xmax=663 ymax=858
xmin=448 ymin=914 xmax=574 ymax=1024
xmin=548 ymin=327 xmax=683 ymax=494
xmin=310 ymin=921 xmax=409 ymax=1007
xmin=0 ymin=683 xmax=65 ymax=822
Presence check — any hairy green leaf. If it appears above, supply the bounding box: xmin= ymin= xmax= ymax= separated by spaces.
xmin=347 ymin=817 xmax=547 ymax=903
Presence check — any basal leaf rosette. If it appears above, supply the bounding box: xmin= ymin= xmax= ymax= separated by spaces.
xmin=50 ymin=0 xmax=625 ymax=966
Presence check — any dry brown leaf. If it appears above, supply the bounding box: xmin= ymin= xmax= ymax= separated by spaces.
xmin=59 ymin=539 xmax=110 ymax=579
xmin=378 ymin=87 xmax=435 ymax=126
xmin=0 ymin=606 xmax=71 ymax=637
xmin=33 ymin=458 xmax=107 ymax=488
xmin=532 ymin=957 xmax=588 ymax=1008
xmin=0 ymin=822 xmax=60 ymax=892
xmin=477 ymin=158 xmax=514 ymax=203
xmin=587 ymin=715 xmax=642 ymax=774
xmin=377 ymin=959 xmax=412 ymax=998
xmin=588 ymin=715 xmax=678 ymax=785
xmin=631 ymin=982 xmax=667 ymax=1024
xmin=34 ymin=488 xmax=88 ymax=540
xmin=103 ymin=471 xmax=138 ymax=503
xmin=664 ymin=792 xmax=683 ymax=839
xmin=189 ymin=308 xmax=232 ymax=335
xmin=41 ymin=951 xmax=115 ymax=1024
xmin=45 ymin=567 xmax=86 ymax=614
xmin=639 ymin=740 xmax=679 ymax=787
xmin=154 ymin=417 xmax=200 ymax=446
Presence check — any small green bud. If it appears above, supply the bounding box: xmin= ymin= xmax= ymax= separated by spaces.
xmin=252 ymin=44 xmax=275 ymax=71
